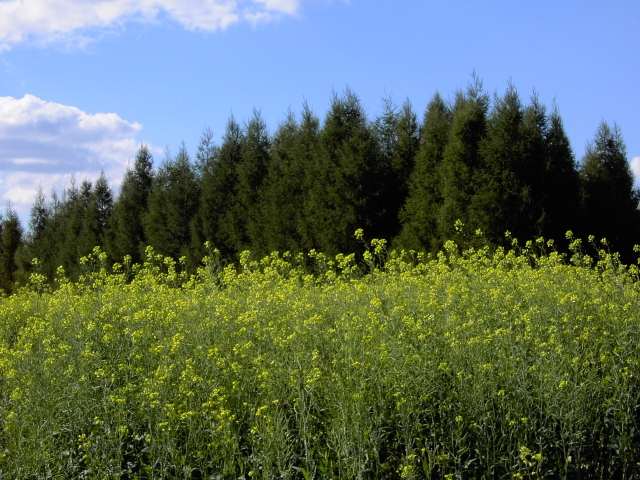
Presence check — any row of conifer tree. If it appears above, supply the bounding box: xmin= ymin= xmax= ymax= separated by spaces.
xmin=0 ymin=80 xmax=638 ymax=291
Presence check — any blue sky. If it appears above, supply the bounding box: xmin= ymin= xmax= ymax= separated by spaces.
xmin=0 ymin=0 xmax=638 ymax=221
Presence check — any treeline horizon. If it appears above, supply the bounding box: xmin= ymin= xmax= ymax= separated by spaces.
xmin=1 ymin=79 xmax=639 ymax=291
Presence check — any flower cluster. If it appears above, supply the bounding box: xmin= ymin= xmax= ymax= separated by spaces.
xmin=0 ymin=238 xmax=639 ymax=478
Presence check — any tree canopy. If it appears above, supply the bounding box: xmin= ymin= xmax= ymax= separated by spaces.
xmin=4 ymin=83 xmax=639 ymax=290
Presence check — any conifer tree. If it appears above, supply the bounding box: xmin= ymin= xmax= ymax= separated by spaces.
xmin=308 ymin=90 xmax=382 ymax=253
xmin=580 ymin=122 xmax=638 ymax=253
xmin=541 ymin=108 xmax=581 ymax=241
xmin=56 ymin=180 xmax=91 ymax=276
xmin=194 ymin=128 xmax=217 ymax=178
xmin=144 ymin=145 xmax=200 ymax=261
xmin=39 ymin=192 xmax=66 ymax=279
xmin=76 ymin=181 xmax=98 ymax=259
xmin=470 ymin=85 xmax=525 ymax=242
xmin=109 ymin=146 xmax=154 ymax=263
xmin=198 ymin=118 xmax=244 ymax=258
xmin=29 ymin=188 xmax=49 ymax=241
xmin=0 ymin=209 xmax=23 ymax=292
xmin=77 ymin=174 xmax=113 ymax=259
xmin=232 ymin=111 xmax=270 ymax=251
xmin=438 ymin=82 xmax=489 ymax=242
xmin=295 ymin=105 xmax=323 ymax=251
xmin=11 ymin=85 xmax=640 ymax=268
xmin=392 ymin=102 xmax=420 ymax=204
xmin=18 ymin=188 xmax=53 ymax=278
xmin=374 ymin=98 xmax=399 ymax=168
xmin=517 ymin=96 xmax=548 ymax=238
xmin=190 ymin=130 xmax=218 ymax=262
xmin=397 ymin=93 xmax=451 ymax=251
xmin=374 ymin=99 xmax=419 ymax=239
xmin=94 ymin=174 xmax=114 ymax=235
xmin=260 ymin=112 xmax=305 ymax=254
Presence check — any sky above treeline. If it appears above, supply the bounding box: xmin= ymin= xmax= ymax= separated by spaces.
xmin=0 ymin=0 xmax=638 ymax=222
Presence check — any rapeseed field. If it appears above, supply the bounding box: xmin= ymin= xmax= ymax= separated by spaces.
xmin=1 ymin=234 xmax=639 ymax=479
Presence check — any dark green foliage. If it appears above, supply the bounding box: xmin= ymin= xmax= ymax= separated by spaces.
xmin=0 ymin=209 xmax=23 ymax=293
xmin=260 ymin=112 xmax=306 ymax=254
xmin=194 ymin=128 xmax=217 ymax=178
xmin=306 ymin=90 xmax=384 ymax=253
xmin=144 ymin=145 xmax=200 ymax=260
xmin=470 ymin=85 xmax=526 ymax=243
xmin=109 ymin=146 xmax=153 ymax=263
xmin=580 ymin=122 xmax=638 ymax=253
xmin=36 ymin=193 xmax=66 ymax=280
xmin=391 ymin=102 xmax=420 ymax=193
xmin=29 ymin=188 xmax=49 ymax=241
xmin=189 ymin=130 xmax=217 ymax=263
xmin=77 ymin=173 xmax=113 ymax=258
xmin=16 ymin=189 xmax=53 ymax=280
xmin=93 ymin=174 xmax=114 ymax=236
xmin=56 ymin=181 xmax=92 ymax=276
xmin=374 ymin=99 xmax=420 ymax=240
xmin=438 ymin=83 xmax=489 ymax=242
xmin=294 ymin=106 xmax=322 ymax=252
xmin=198 ymin=118 xmax=244 ymax=258
xmin=517 ymin=96 xmax=548 ymax=238
xmin=233 ymin=111 xmax=271 ymax=251
xmin=397 ymin=93 xmax=452 ymax=251
xmin=541 ymin=108 xmax=581 ymax=242
xmin=3 ymin=84 xmax=639 ymax=294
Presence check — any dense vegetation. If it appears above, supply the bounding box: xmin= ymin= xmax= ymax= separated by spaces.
xmin=1 ymin=234 xmax=640 ymax=478
xmin=0 ymin=81 xmax=638 ymax=292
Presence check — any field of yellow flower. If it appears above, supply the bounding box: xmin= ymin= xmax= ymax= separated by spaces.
xmin=1 ymin=237 xmax=639 ymax=479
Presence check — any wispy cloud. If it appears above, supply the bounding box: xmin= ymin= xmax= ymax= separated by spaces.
xmin=0 ymin=94 xmax=145 ymax=218
xmin=0 ymin=0 xmax=303 ymax=50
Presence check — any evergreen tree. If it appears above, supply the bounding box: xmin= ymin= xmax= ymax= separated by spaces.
xmin=77 ymin=175 xmax=113 ymax=259
xmin=41 ymin=192 xmax=66 ymax=279
xmin=307 ymin=90 xmax=383 ymax=253
xmin=517 ymin=96 xmax=548 ymax=239
xmin=198 ymin=117 xmax=244 ymax=258
xmin=194 ymin=128 xmax=218 ymax=178
xmin=29 ymin=188 xmax=49 ymax=241
xmin=295 ymin=105 xmax=323 ymax=252
xmin=392 ymin=102 xmax=420 ymax=207
xmin=580 ymin=122 xmax=638 ymax=253
xmin=541 ymin=107 xmax=581 ymax=241
xmin=27 ymin=189 xmax=50 ymax=260
xmin=11 ymin=85 xmax=639 ymax=269
xmin=374 ymin=99 xmax=419 ymax=239
xmin=260 ymin=112 xmax=306 ymax=254
xmin=76 ymin=180 xmax=95 ymax=257
xmin=470 ymin=85 xmax=525 ymax=243
xmin=233 ymin=111 xmax=270 ymax=251
xmin=0 ymin=209 xmax=23 ymax=293
xmin=144 ymin=145 xmax=200 ymax=261
xmin=374 ymin=98 xmax=399 ymax=169
xmin=109 ymin=146 xmax=154 ymax=263
xmin=94 ymin=174 xmax=114 ymax=235
xmin=17 ymin=188 xmax=53 ymax=280
xmin=438 ymin=82 xmax=489 ymax=242
xmin=56 ymin=180 xmax=91 ymax=276
xmin=397 ymin=93 xmax=452 ymax=251
xmin=190 ymin=130 xmax=218 ymax=262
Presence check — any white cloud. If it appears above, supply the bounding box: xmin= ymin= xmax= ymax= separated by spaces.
xmin=631 ymin=156 xmax=640 ymax=186
xmin=0 ymin=0 xmax=302 ymax=50
xmin=0 ymin=94 xmax=145 ymax=220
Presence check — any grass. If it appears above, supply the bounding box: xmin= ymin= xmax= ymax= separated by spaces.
xmin=1 ymin=234 xmax=639 ymax=479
